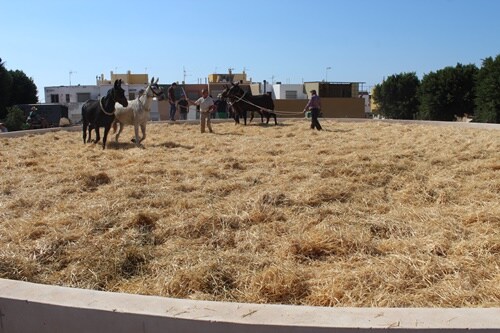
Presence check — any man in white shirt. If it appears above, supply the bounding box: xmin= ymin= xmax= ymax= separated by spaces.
xmin=190 ymin=89 xmax=215 ymax=133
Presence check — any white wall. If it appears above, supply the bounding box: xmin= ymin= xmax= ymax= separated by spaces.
xmin=272 ymin=84 xmax=307 ymax=99
xmin=0 ymin=279 xmax=498 ymax=333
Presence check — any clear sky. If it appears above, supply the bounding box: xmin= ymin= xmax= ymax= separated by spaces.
xmin=2 ymin=0 xmax=499 ymax=102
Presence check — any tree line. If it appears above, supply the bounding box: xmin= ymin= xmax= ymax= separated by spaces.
xmin=373 ymin=55 xmax=500 ymax=123
xmin=0 ymin=57 xmax=39 ymax=130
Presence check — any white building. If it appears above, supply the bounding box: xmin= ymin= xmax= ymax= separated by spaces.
xmin=44 ymin=72 xmax=161 ymax=123
xmin=270 ymin=84 xmax=307 ymax=100
xmin=44 ymin=85 xmax=99 ymax=123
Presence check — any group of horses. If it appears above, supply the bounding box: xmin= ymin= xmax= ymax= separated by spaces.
xmin=221 ymin=82 xmax=277 ymax=126
xmin=81 ymin=80 xmax=277 ymax=149
xmin=81 ymin=78 xmax=164 ymax=149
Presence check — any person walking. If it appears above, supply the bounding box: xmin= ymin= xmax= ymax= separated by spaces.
xmin=177 ymin=94 xmax=189 ymax=120
xmin=303 ymin=89 xmax=322 ymax=130
xmin=190 ymin=89 xmax=214 ymax=133
xmin=168 ymin=82 xmax=177 ymax=121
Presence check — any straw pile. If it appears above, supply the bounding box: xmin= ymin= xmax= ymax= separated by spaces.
xmin=0 ymin=120 xmax=499 ymax=307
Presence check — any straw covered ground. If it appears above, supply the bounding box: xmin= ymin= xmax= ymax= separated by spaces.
xmin=0 ymin=119 xmax=499 ymax=307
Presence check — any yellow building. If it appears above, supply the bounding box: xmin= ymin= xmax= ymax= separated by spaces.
xmin=207 ymin=69 xmax=251 ymax=84
xmin=96 ymin=71 xmax=149 ymax=86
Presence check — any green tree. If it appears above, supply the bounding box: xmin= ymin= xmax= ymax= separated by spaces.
xmin=0 ymin=58 xmax=13 ymax=120
xmin=475 ymin=55 xmax=500 ymax=123
xmin=418 ymin=63 xmax=477 ymax=121
xmin=372 ymin=72 xmax=420 ymax=119
xmin=9 ymin=69 xmax=38 ymax=106
xmin=4 ymin=105 xmax=27 ymax=131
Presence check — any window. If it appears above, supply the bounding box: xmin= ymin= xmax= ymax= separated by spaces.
xmin=65 ymin=94 xmax=70 ymax=103
xmin=77 ymin=93 xmax=91 ymax=103
xmin=285 ymin=90 xmax=297 ymax=99
xmin=50 ymin=94 xmax=59 ymax=103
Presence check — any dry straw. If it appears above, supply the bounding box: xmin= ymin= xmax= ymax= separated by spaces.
xmin=0 ymin=120 xmax=499 ymax=307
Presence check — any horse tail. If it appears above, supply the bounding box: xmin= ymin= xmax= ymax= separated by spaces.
xmin=81 ymin=101 xmax=90 ymax=143
xmin=81 ymin=100 xmax=89 ymax=121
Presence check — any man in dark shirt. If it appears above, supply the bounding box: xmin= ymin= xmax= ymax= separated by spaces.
xmin=303 ymin=89 xmax=322 ymax=130
xmin=177 ymin=94 xmax=189 ymax=120
xmin=168 ymin=82 xmax=177 ymax=121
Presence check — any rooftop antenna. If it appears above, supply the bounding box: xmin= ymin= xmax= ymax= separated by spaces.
xmin=69 ymin=70 xmax=77 ymax=86
xmin=183 ymin=66 xmax=191 ymax=84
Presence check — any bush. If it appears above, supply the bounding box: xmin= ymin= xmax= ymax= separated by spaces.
xmin=5 ymin=106 xmax=27 ymax=131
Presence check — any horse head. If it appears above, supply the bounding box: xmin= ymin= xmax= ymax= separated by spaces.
xmin=219 ymin=84 xmax=231 ymax=101
xmin=113 ymin=79 xmax=128 ymax=107
xmin=145 ymin=77 xmax=165 ymax=100
xmin=227 ymin=82 xmax=244 ymax=99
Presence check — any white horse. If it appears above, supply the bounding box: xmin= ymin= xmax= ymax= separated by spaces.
xmin=113 ymin=77 xmax=164 ymax=147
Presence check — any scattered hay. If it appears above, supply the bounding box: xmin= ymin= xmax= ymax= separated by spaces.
xmin=0 ymin=120 xmax=499 ymax=307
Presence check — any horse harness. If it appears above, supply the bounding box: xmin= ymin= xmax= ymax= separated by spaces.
xmin=98 ymin=97 xmax=115 ymax=116
xmin=137 ymin=84 xmax=163 ymax=111
xmin=99 ymin=86 xmax=125 ymax=116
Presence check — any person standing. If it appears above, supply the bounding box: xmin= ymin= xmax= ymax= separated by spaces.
xmin=27 ymin=106 xmax=42 ymax=127
xmin=168 ymin=82 xmax=177 ymax=121
xmin=303 ymin=89 xmax=322 ymax=130
xmin=189 ymin=89 xmax=214 ymax=133
xmin=177 ymin=94 xmax=189 ymax=120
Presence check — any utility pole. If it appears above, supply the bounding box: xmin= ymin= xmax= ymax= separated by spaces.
xmin=69 ymin=70 xmax=77 ymax=86
xmin=183 ymin=66 xmax=191 ymax=84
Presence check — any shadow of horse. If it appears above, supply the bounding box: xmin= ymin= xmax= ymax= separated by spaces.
xmin=82 ymin=79 xmax=128 ymax=149
xmin=156 ymin=141 xmax=195 ymax=150
xmin=105 ymin=141 xmax=138 ymax=150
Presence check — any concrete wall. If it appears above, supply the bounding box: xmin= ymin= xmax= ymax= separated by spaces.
xmin=0 ymin=279 xmax=498 ymax=333
xmin=274 ymin=98 xmax=365 ymax=118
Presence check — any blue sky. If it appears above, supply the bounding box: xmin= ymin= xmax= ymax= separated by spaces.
xmin=2 ymin=0 xmax=499 ymax=102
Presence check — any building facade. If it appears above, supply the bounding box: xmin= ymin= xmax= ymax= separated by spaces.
xmin=44 ymin=71 xmax=161 ymax=123
xmin=43 ymin=70 xmax=367 ymax=123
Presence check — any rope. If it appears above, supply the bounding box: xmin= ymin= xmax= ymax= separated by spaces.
xmin=99 ymin=97 xmax=115 ymax=116
xmin=231 ymin=95 xmax=304 ymax=116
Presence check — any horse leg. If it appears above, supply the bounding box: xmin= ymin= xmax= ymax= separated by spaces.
xmin=94 ymin=126 xmax=101 ymax=144
xmin=102 ymin=125 xmax=110 ymax=149
xmin=249 ymin=111 xmax=254 ymax=123
xmin=87 ymin=125 xmax=93 ymax=143
xmin=243 ymin=111 xmax=247 ymax=125
xmin=115 ymin=122 xmax=123 ymax=142
xmin=133 ymin=123 xmax=140 ymax=147
xmin=139 ymin=124 xmax=146 ymax=145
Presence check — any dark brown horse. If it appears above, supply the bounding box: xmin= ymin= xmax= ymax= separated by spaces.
xmin=81 ymin=79 xmax=128 ymax=149
xmin=222 ymin=82 xmax=277 ymax=125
